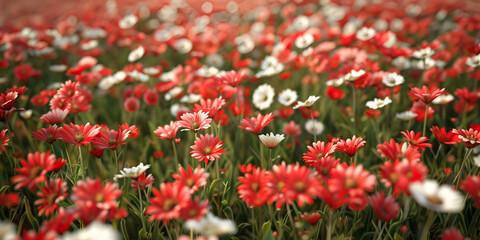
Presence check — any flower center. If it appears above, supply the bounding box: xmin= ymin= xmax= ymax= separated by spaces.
xmin=185 ymin=179 xmax=195 ymax=188
xmin=427 ymin=195 xmax=443 ymax=205
xmin=344 ymin=178 xmax=357 ymax=189
xmin=293 ymin=181 xmax=307 ymax=192
xmin=74 ymin=132 xmax=85 ymax=143
xmin=204 ymin=147 xmax=212 ymax=154
xmin=163 ymin=198 xmax=176 ymax=211
xmin=191 ymin=122 xmax=199 ymax=129
xmin=30 ymin=167 xmax=42 ymax=178
xmin=251 ymin=182 xmax=260 ymax=192
xmin=95 ymin=193 xmax=105 ymax=202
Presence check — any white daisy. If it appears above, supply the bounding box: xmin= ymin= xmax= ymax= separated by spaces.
xmin=305 ymin=119 xmax=324 ymax=136
xmin=356 ymin=27 xmax=376 ymax=41
xmin=0 ymin=221 xmax=17 ymax=240
xmin=293 ymin=95 xmax=320 ymax=109
xmin=252 ymin=84 xmax=275 ymax=110
xmin=365 ymin=97 xmax=392 ymax=110
xmin=382 ymin=72 xmax=405 ymax=87
xmin=184 ymin=212 xmax=237 ymax=238
xmin=61 ymin=221 xmax=120 ymax=240
xmin=165 ymin=87 xmax=184 ymax=101
xmin=343 ymin=69 xmax=366 ymax=82
xmin=432 ymin=94 xmax=454 ymax=105
xmin=278 ymin=89 xmax=298 ymax=106
xmin=49 ymin=64 xmax=67 ymax=72
xmin=292 ymin=15 xmax=310 ymax=32
xmin=170 ymin=104 xmax=190 ymax=118
xmin=395 ymin=111 xmax=418 ymax=121
xmin=413 ymin=58 xmax=436 ymax=70
xmin=128 ymin=70 xmax=149 ymax=82
xmin=119 ymin=14 xmax=138 ymax=29
xmin=180 ymin=94 xmax=202 ymax=104
xmin=174 ymin=38 xmax=193 ymax=54
xmin=294 ymin=33 xmax=314 ymax=49
xmin=256 ymin=56 xmax=284 ymax=78
xmin=127 ymin=45 xmax=145 ymax=62
xmin=326 ymin=78 xmax=344 ymax=87
xmin=114 ymin=163 xmax=150 ymax=181
xmin=413 ymin=47 xmax=434 ymax=59
xmin=19 ymin=110 xmax=32 ymax=119
xmin=409 ymin=180 xmax=464 ymax=213
xmin=196 ymin=66 xmax=219 ymax=78
xmin=234 ymin=34 xmax=255 ymax=54
xmin=466 ymin=54 xmax=480 ymax=68
xmin=392 ymin=56 xmax=411 ymax=70
xmin=259 ymin=133 xmax=285 ymax=149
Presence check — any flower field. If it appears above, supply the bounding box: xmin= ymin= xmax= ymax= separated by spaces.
xmin=1 ymin=0 xmax=480 ymax=239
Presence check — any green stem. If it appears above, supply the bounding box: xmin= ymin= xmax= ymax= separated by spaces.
xmin=78 ymin=145 xmax=84 ymax=179
xmin=420 ymin=211 xmax=435 ymax=240
xmin=114 ymin=149 xmax=119 ymax=173
xmin=402 ymin=195 xmax=411 ymax=221
xmin=352 ymin=85 xmax=357 ymax=132
xmin=376 ymin=220 xmax=386 ymax=240
xmin=454 ymin=148 xmax=474 ymax=185
xmin=171 ymin=140 xmax=179 ymax=167
xmin=286 ymin=204 xmax=299 ymax=239
xmin=259 ymin=141 xmax=265 ymax=169
xmin=326 ymin=210 xmax=334 ymax=240
xmin=422 ymin=103 xmax=429 ymax=137
xmin=138 ymin=186 xmax=147 ymax=231
xmin=310 ymin=110 xmax=317 ymax=142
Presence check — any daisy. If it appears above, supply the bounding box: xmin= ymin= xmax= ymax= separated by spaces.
xmin=453 ymin=128 xmax=480 ymax=148
xmin=278 ymin=89 xmax=298 ymax=106
xmin=11 ymin=151 xmax=58 ymax=191
xmin=237 ymin=167 xmax=268 ymax=207
xmin=154 ymin=121 xmax=179 ymax=140
xmin=395 ymin=111 xmax=418 ymax=121
xmin=184 ymin=212 xmax=237 ymax=237
xmin=61 ymin=221 xmax=120 ymax=240
xmin=430 ymin=126 xmax=460 ymax=145
xmin=343 ymin=69 xmax=366 ymax=82
xmin=190 ymin=134 xmax=226 ymax=164
xmin=302 ymin=141 xmax=336 ymax=166
xmin=283 ymin=163 xmax=323 ymax=207
xmin=58 ymin=122 xmax=101 ymax=146
xmin=177 ymin=111 xmax=212 ymax=132
xmin=460 ymin=175 xmax=480 ymax=207
xmin=259 ymin=133 xmax=285 ymax=149
xmin=114 ymin=163 xmax=150 ymax=181
xmin=92 ymin=128 xmax=130 ymax=150
xmin=466 ymin=54 xmax=480 ymax=68
xmin=213 ymin=70 xmax=247 ymax=87
xmin=293 ymin=95 xmax=320 ymax=109
xmin=0 ymin=129 xmax=10 ymax=152
xmin=305 ymin=119 xmax=324 ymax=136
xmin=193 ymin=97 xmax=225 ymax=117
xmin=234 ymin=34 xmax=255 ymax=54
xmin=412 ymin=47 xmax=434 ymax=59
xmin=127 ymin=45 xmax=145 ymax=62
xmin=408 ymin=86 xmax=447 ymax=104
xmin=294 ymin=33 xmax=314 ymax=49
xmin=369 ymin=191 xmax=400 ymax=221
xmin=401 ymin=130 xmax=432 ymax=150
xmin=119 ymin=14 xmax=138 ymax=29
xmin=392 ymin=56 xmax=411 ymax=70
xmin=366 ymin=97 xmax=392 ymax=109
xmin=256 ymin=56 xmax=284 ymax=78
xmin=335 ymin=136 xmax=366 ymax=157
xmin=282 ymin=121 xmax=301 ymax=137
xmin=34 ymin=178 xmax=68 ymax=216
xmin=131 ymin=173 xmax=155 ymax=190
xmin=409 ymin=180 xmax=464 ymax=213
xmin=146 ymin=182 xmax=190 ymax=224
xmin=252 ymin=84 xmax=275 ymax=110
xmin=179 ymin=198 xmax=209 ymax=221
xmin=72 ymin=178 xmax=122 ymax=211
xmin=382 ymin=72 xmax=405 ymax=87
xmin=238 ymin=113 xmax=274 ymax=135
xmin=0 ymin=92 xmax=18 ymax=110
xmin=172 ymin=165 xmax=209 ymax=193
xmin=356 ymin=27 xmax=376 ymax=41
xmin=174 ymin=38 xmax=193 ymax=54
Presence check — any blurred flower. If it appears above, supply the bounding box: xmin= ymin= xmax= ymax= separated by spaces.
xmin=408 ymin=86 xmax=447 ymax=104
xmin=154 ymin=121 xmax=179 ymax=140
xmin=131 ymin=173 xmax=155 ymax=190
xmin=305 ymin=119 xmax=324 ymax=136
xmin=252 ymin=84 xmax=275 ymax=110
xmin=61 ymin=221 xmax=120 ymax=240
xmin=0 ymin=129 xmax=10 ymax=152
xmin=460 ymin=175 xmax=480 ymax=208
xmin=466 ymin=53 xmax=480 ymax=68
xmin=35 ymin=178 xmax=68 ymax=216
xmin=172 ymin=165 xmax=209 ymax=193
xmin=294 ymin=95 xmax=320 ymax=109
xmin=11 ymin=151 xmax=58 ymax=191
xmin=93 ymin=128 xmax=130 ymax=150
xmin=119 ymin=14 xmax=138 ymax=29
xmin=72 ymin=177 xmax=122 ymax=211
xmin=238 ymin=113 xmax=274 ymax=135
xmin=382 ymin=72 xmax=404 ymax=87
xmin=409 ymin=179 xmax=464 ymax=213
xmin=146 ymin=182 xmax=190 ymax=224
xmin=369 ymin=191 xmax=399 ymax=221
xmin=184 ymin=212 xmax=237 ymax=238
xmin=259 ymin=132 xmax=285 ymax=149
xmin=127 ymin=46 xmax=145 ymax=62
xmin=282 ymin=121 xmax=301 ymax=137
xmin=0 ymin=221 xmax=17 ymax=240
xmin=114 ymin=163 xmax=150 ymax=181
xmin=356 ymin=27 xmax=376 ymax=41
xmin=278 ymin=89 xmax=298 ymax=106
xmin=366 ymin=97 xmax=392 ymax=109
xmin=431 ymin=126 xmax=460 ymax=145
xmin=238 ymin=167 xmax=268 ymax=207
xmin=453 ymin=128 xmax=480 ymax=148
xmin=413 ymin=47 xmax=434 ymax=59
xmin=442 ymin=227 xmax=465 ymax=240
xmin=174 ymin=38 xmax=193 ymax=54
xmin=40 ymin=108 xmax=69 ymax=125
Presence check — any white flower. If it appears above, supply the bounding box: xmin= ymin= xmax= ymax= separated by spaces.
xmin=49 ymin=64 xmax=67 ymax=72
xmin=184 ymin=212 xmax=237 ymax=238
xmin=170 ymin=104 xmax=190 ymax=117
xmin=0 ymin=77 xmax=7 ymax=85
xmin=474 ymin=146 xmax=480 ymax=167
xmin=174 ymin=38 xmax=193 ymax=54
xmin=256 ymin=56 xmax=284 ymax=78
xmin=196 ymin=66 xmax=219 ymax=78
xmin=292 ymin=15 xmax=310 ymax=32
xmin=61 ymin=221 xmax=120 ymax=240
xmin=98 ymin=76 xmax=118 ymax=90
xmin=143 ymin=67 xmax=160 ymax=76
xmin=205 ymin=54 xmax=224 ymax=68
xmin=356 ymin=27 xmax=376 ymax=41
xmin=165 ymin=87 xmax=184 ymax=101
xmin=326 ymin=78 xmax=344 ymax=87
xmin=305 ymin=120 xmax=324 ymax=136
xmin=395 ymin=111 xmax=418 ymax=121
xmin=413 ymin=47 xmax=434 ymax=59
xmin=19 ymin=110 xmax=32 ymax=119
xmin=252 ymin=84 xmax=275 ymax=110
xmin=413 ymin=58 xmax=436 ymax=70
xmin=114 ymin=71 xmax=127 ymax=81
xmin=180 ymin=94 xmax=202 ymax=104
xmin=343 ymin=69 xmax=365 ymax=82
xmin=0 ymin=221 xmax=17 ymax=240
xmin=127 ymin=46 xmax=145 ymax=62
xmin=278 ymin=89 xmax=298 ymax=106
xmin=293 ymin=95 xmax=320 ymax=109
xmin=259 ymin=133 xmax=285 ymax=149
xmin=382 ymin=72 xmax=405 ymax=87
xmin=392 ymin=56 xmax=411 ymax=70
xmin=114 ymin=163 xmax=150 ymax=181
xmin=432 ymin=94 xmax=454 ymax=105
xmin=366 ymin=97 xmax=392 ymax=109
xmin=234 ymin=34 xmax=255 ymax=54
xmin=128 ymin=70 xmax=149 ymax=82
xmin=382 ymin=31 xmax=397 ymax=48
xmin=294 ymin=34 xmax=314 ymax=49
xmin=409 ymin=180 xmax=464 ymax=213
xmin=119 ymin=14 xmax=138 ymax=29
xmin=80 ymin=40 xmax=98 ymax=51
xmin=466 ymin=54 xmax=480 ymax=68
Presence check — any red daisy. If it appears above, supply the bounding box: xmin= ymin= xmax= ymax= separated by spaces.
xmin=146 ymin=182 xmax=190 ymax=224
xmin=190 ymin=134 xmax=226 ymax=164
xmin=328 ymin=164 xmax=377 ymax=196
xmin=430 ymin=126 xmax=460 ymax=145
xmin=377 ymin=139 xmax=421 ymax=162
xmin=92 ymin=127 xmax=130 ymax=150
xmin=172 ymin=165 xmax=209 ymax=193
xmin=35 ymin=178 xmax=68 ymax=216
xmin=131 ymin=173 xmax=155 ymax=190
xmin=193 ymin=97 xmax=225 ymax=118
xmin=401 ymin=130 xmax=432 ymax=150
xmin=264 ymin=162 xmax=289 ymax=208
xmin=154 ymin=121 xmax=179 ymax=140
xmin=313 ymin=156 xmax=340 ymax=182
xmin=283 ymin=163 xmax=322 ymax=207
xmin=282 ymin=121 xmax=301 ymax=137
xmin=72 ymin=177 xmax=123 ymax=210
xmin=179 ymin=198 xmax=209 ymax=221
xmin=408 ymin=85 xmax=447 ymax=104
xmin=335 ymin=136 xmax=366 ymax=157
xmin=58 ymin=122 xmax=101 ymax=146
xmin=0 ymin=192 xmax=20 ymax=208
xmin=238 ymin=113 xmax=274 ymax=135
xmin=378 ymin=159 xmax=428 ymax=196
xmin=11 ymin=151 xmax=58 ymax=191
xmin=40 ymin=108 xmax=69 ymax=125
xmin=453 ymin=128 xmax=480 ymax=148
xmin=41 ymin=208 xmax=77 ymax=234
xmin=32 ymin=125 xmax=59 ymax=144
xmin=302 ymin=141 xmax=336 ymax=166
xmin=369 ymin=191 xmax=400 ymax=221
xmin=238 ymin=167 xmax=269 ymax=207
xmin=460 ymin=175 xmax=480 ymax=208
xmin=120 ymin=123 xmax=139 ymax=139
xmin=177 ymin=111 xmax=212 ymax=132
xmin=0 ymin=91 xmax=18 ymax=110
xmin=0 ymin=129 xmax=9 ymax=152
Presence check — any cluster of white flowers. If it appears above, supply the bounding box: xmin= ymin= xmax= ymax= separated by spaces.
xmin=365 ymin=97 xmax=392 ymax=110
xmin=256 ymin=56 xmax=284 ymax=78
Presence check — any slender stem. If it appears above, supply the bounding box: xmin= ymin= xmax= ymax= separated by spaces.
xmin=286 ymin=204 xmax=299 ymax=239
xmin=259 ymin=141 xmax=264 ymax=169
xmin=114 ymin=149 xmax=119 ymax=173
xmin=215 ymin=157 xmax=221 ymax=180
xmin=269 ymin=149 xmax=272 ymax=169
xmin=454 ymin=148 xmax=474 ymax=185
xmin=171 ymin=140 xmax=179 ymax=167
xmin=402 ymin=195 xmax=411 ymax=220
xmin=352 ymin=85 xmax=357 ymax=132
xmin=310 ymin=110 xmax=317 ymax=142
xmin=422 ymin=103 xmax=429 ymax=137
xmin=420 ymin=211 xmax=435 ymax=240
xmin=138 ymin=186 xmax=147 ymax=231
xmin=326 ymin=210 xmax=334 ymax=240
xmin=376 ymin=220 xmax=386 ymax=240
xmin=164 ymin=223 xmax=172 ymax=240
xmin=78 ymin=145 xmax=84 ymax=179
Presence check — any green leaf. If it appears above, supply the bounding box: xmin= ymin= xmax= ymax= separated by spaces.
xmin=0 ymin=185 xmax=10 ymax=195
xmin=262 ymin=221 xmax=271 ymax=237
xmin=23 ymin=197 xmax=40 ymax=230
xmin=238 ymin=222 xmax=250 ymax=231
xmin=209 ymin=178 xmax=220 ymax=197
xmin=263 ymin=229 xmax=275 ymax=240
xmin=360 ymin=232 xmax=375 ymax=240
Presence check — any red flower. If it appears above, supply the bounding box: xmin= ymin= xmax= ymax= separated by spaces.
xmin=264 ymin=162 xmax=289 ymax=208
xmin=33 ymin=125 xmax=59 ymax=144
xmin=42 ymin=208 xmax=77 ymax=234
xmin=93 ymin=127 xmax=130 ymax=150
xmin=190 ymin=134 xmax=226 ymax=164
xmin=35 ymin=178 xmax=68 ymax=216
xmin=335 ymin=136 xmax=366 ymax=157
xmin=0 ymin=129 xmax=9 ymax=152
xmin=193 ymin=97 xmax=225 ymax=118
xmin=124 ymin=97 xmax=140 ymax=112
xmin=430 ymin=126 xmax=460 ymax=145
xmin=131 ymin=173 xmax=155 ymax=190
xmin=40 ymin=109 xmax=69 ymax=125
xmin=143 ymin=88 xmax=159 ymax=105
xmin=72 ymin=177 xmax=122 ymax=211
xmin=369 ymin=191 xmax=400 ymax=221
xmin=172 ymin=165 xmax=209 ymax=193
xmin=316 ymin=186 xmax=349 ymax=210
xmin=238 ymin=167 xmax=269 ymax=207
xmin=0 ymin=92 xmax=18 ymax=110
xmin=377 ymin=139 xmax=421 ymax=162
xmin=442 ymin=228 xmax=465 ymax=240
xmin=177 ymin=111 xmax=212 ymax=132
xmin=378 ymin=159 xmax=428 ymax=196
xmin=146 ymin=182 xmax=190 ymax=224
xmin=238 ymin=113 xmax=274 ymax=135
xmin=301 ymin=212 xmax=321 ymax=225
xmin=408 ymin=85 xmax=447 ymax=104
xmin=0 ymin=192 xmax=20 ymax=208
xmin=11 ymin=151 xmax=58 ymax=191
xmin=58 ymin=122 xmax=101 ymax=146
xmin=302 ymin=141 xmax=336 ymax=166
xmin=453 ymin=128 xmax=480 ymax=148
xmin=179 ymin=198 xmax=209 ymax=221
xmin=313 ymin=156 xmax=340 ymax=182
xmin=401 ymin=130 xmax=432 ymax=150
xmin=328 ymin=164 xmax=377 ymax=205
xmin=325 ymin=86 xmax=345 ymax=100
xmin=460 ymin=175 xmax=480 ymax=208
xmin=282 ymin=163 xmax=322 ymax=207
xmin=213 ymin=69 xmax=247 ymax=87
xmin=154 ymin=121 xmax=179 ymax=140
xmin=282 ymin=121 xmax=301 ymax=137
